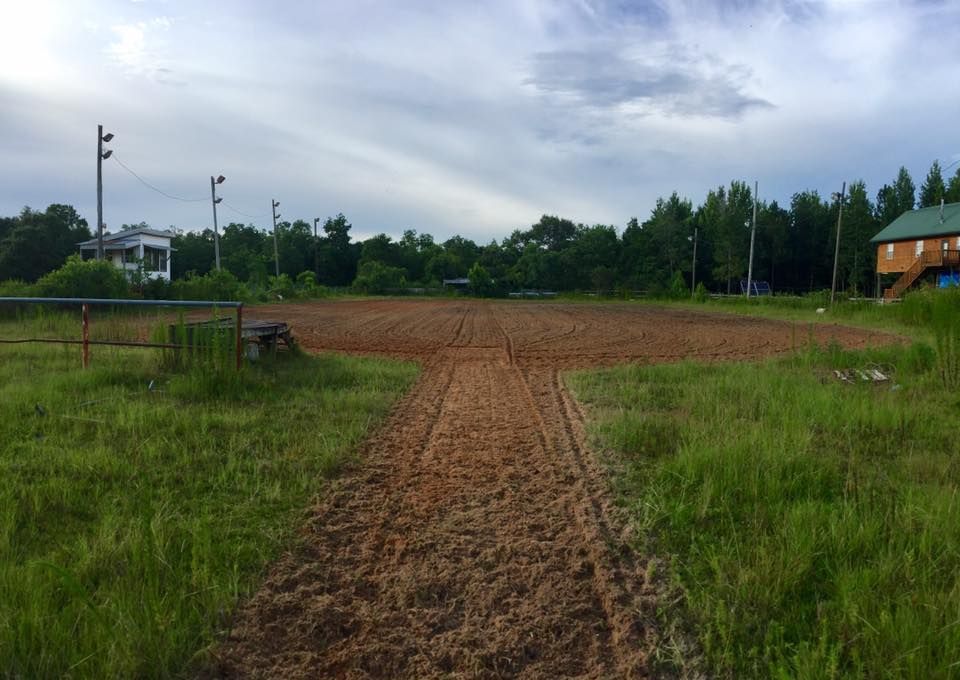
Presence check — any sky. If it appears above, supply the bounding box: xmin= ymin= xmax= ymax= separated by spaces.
xmin=1 ymin=0 xmax=958 ymax=244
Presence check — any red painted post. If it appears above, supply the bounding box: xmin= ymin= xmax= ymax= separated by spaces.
xmin=235 ymin=304 xmax=243 ymax=371
xmin=81 ymin=303 xmax=90 ymax=369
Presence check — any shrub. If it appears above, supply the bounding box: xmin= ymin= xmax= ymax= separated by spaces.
xmin=693 ymin=282 xmax=708 ymax=302
xmin=267 ymin=273 xmax=296 ymax=300
xmin=668 ymin=270 xmax=688 ymax=299
xmin=352 ymin=261 xmax=407 ymax=294
xmin=0 ymin=279 xmax=37 ymax=297
xmin=468 ymin=262 xmax=495 ymax=297
xmin=170 ymin=269 xmax=241 ymax=301
xmin=35 ymin=256 xmax=129 ymax=299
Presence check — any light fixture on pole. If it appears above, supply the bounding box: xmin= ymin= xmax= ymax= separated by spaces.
xmin=746 ymin=180 xmax=758 ymax=298
xmin=271 ymin=200 xmax=281 ymax=277
xmin=690 ymin=227 xmax=698 ymax=297
xmin=313 ymin=217 xmax=320 ymax=280
xmin=210 ymin=174 xmax=226 ymax=271
xmin=96 ymin=125 xmax=115 ymax=261
xmin=830 ymin=182 xmax=846 ymax=306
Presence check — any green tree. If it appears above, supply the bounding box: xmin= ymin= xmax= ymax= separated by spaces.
xmin=894 ymin=166 xmax=916 ymax=214
xmin=0 ymin=204 xmax=92 ymax=282
xmin=565 ymin=224 xmax=620 ymax=290
xmin=171 ymin=229 xmax=214 ymax=279
xmin=320 ymin=214 xmax=358 ymax=286
xmin=352 ymin=260 xmax=407 ymax=293
xmin=35 ymin=255 xmax=128 ymax=298
xmin=840 ymin=180 xmax=878 ymax=295
xmin=467 ymin=262 xmax=494 ymax=296
xmin=789 ymin=190 xmax=832 ymax=291
xmin=646 ymin=192 xmax=693 ymax=279
xmin=919 ymin=161 xmax=946 ymax=208
xmin=946 ymin=168 xmax=960 ymax=203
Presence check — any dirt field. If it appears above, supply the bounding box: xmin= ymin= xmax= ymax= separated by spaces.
xmin=211 ymin=300 xmax=890 ymax=679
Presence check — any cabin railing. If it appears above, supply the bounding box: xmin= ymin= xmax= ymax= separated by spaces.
xmin=884 ymin=250 xmax=960 ymax=299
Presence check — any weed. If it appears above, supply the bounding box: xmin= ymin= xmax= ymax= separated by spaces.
xmin=569 ymin=342 xmax=960 ymax=679
xmin=0 ymin=313 xmax=417 ymax=678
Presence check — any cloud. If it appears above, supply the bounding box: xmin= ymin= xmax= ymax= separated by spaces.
xmin=105 ymin=16 xmax=181 ymax=84
xmin=527 ymin=45 xmax=773 ymax=119
xmin=2 ymin=0 xmax=960 ymax=246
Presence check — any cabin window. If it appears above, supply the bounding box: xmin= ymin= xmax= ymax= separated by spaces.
xmin=915 ymin=240 xmax=924 ymax=257
xmin=142 ymin=246 xmax=166 ymax=272
xmin=886 ymin=243 xmax=894 ymax=260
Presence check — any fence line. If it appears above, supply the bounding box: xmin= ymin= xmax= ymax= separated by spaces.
xmin=0 ymin=297 xmax=244 ymax=370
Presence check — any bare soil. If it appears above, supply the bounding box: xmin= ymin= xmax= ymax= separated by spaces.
xmin=209 ymin=300 xmax=890 ymax=679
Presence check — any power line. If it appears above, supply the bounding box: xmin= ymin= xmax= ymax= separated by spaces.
xmin=109 ymin=153 xmax=268 ymax=220
xmin=221 ymin=200 xmax=269 ymax=220
xmin=110 ymin=154 xmax=207 ymax=203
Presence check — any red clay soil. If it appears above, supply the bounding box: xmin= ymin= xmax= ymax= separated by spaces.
xmin=209 ymin=301 xmax=891 ymax=679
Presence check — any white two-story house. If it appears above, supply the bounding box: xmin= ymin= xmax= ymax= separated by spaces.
xmin=79 ymin=227 xmax=174 ymax=281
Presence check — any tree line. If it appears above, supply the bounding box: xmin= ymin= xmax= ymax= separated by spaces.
xmin=2 ymin=161 xmax=959 ymax=296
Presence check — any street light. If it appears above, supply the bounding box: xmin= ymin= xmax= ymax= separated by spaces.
xmin=313 ymin=217 xmax=320 ymax=280
xmin=271 ymin=199 xmax=281 ymax=277
xmin=689 ymin=227 xmax=698 ymax=296
xmin=96 ymin=125 xmax=115 ymax=260
xmin=210 ymin=174 xmax=226 ymax=271
xmin=830 ymin=181 xmax=846 ymax=306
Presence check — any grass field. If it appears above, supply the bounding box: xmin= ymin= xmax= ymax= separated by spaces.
xmin=0 ymin=313 xmax=417 ymax=678
xmin=569 ymin=306 xmax=960 ymax=678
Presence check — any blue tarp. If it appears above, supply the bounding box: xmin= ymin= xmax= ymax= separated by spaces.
xmin=938 ymin=273 xmax=960 ymax=288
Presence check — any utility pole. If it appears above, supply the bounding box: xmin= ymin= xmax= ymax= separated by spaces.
xmin=830 ymin=181 xmax=846 ymax=306
xmin=96 ymin=125 xmax=115 ymax=260
xmin=690 ymin=226 xmax=698 ymax=296
xmin=271 ymin=199 xmax=281 ymax=277
xmin=210 ymin=174 xmax=225 ymax=270
xmin=313 ymin=217 xmax=320 ymax=281
xmin=746 ymin=180 xmax=758 ymax=298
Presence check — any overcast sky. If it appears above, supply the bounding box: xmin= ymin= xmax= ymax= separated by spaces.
xmin=1 ymin=0 xmax=958 ymax=243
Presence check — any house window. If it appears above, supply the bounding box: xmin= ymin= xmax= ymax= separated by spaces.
xmin=916 ymin=240 xmax=924 ymax=257
xmin=143 ymin=246 xmax=166 ymax=272
xmin=886 ymin=243 xmax=894 ymax=260
xmin=125 ymin=246 xmax=139 ymax=264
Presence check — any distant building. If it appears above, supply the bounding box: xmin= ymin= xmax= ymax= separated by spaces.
xmin=871 ymin=202 xmax=960 ymax=299
xmin=442 ymin=277 xmax=471 ymax=289
xmin=79 ymin=227 xmax=175 ymax=281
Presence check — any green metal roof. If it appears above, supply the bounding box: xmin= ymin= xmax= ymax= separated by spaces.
xmin=870 ymin=202 xmax=960 ymax=243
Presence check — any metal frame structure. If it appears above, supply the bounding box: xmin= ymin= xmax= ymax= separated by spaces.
xmin=0 ymin=297 xmax=244 ymax=370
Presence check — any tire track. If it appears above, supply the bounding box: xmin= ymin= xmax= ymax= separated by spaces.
xmin=209 ymin=299 xmax=895 ymax=678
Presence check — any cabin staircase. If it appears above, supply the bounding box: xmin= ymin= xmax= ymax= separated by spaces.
xmin=883 ymin=250 xmax=960 ymax=300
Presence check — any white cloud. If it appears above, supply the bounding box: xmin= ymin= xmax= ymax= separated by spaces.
xmin=1 ymin=0 xmax=959 ymax=243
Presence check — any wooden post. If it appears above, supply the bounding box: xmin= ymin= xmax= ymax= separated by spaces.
xmin=81 ymin=303 xmax=90 ymax=368
xmin=235 ymin=304 xmax=243 ymax=371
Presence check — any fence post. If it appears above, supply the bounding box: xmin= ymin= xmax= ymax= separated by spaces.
xmin=235 ymin=304 xmax=243 ymax=371
xmin=81 ymin=303 xmax=90 ymax=369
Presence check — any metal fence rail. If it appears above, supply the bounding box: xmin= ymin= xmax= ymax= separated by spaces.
xmin=0 ymin=297 xmax=244 ymax=370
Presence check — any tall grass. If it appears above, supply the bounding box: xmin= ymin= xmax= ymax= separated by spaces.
xmin=0 ymin=315 xmax=417 ymax=678
xmin=569 ymin=340 xmax=960 ymax=678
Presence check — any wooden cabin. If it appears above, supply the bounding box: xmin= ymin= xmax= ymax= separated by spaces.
xmin=870 ymin=202 xmax=960 ymax=299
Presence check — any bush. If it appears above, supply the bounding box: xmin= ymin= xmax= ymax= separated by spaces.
xmin=0 ymin=279 xmax=37 ymax=297
xmin=468 ymin=262 xmax=495 ymax=297
xmin=267 ymin=273 xmax=296 ymax=300
xmin=693 ymin=282 xmax=708 ymax=302
xmin=170 ymin=269 xmax=241 ymax=301
xmin=352 ymin=261 xmax=407 ymax=294
xmin=35 ymin=256 xmax=129 ymax=299
xmin=668 ymin=270 xmax=688 ymax=299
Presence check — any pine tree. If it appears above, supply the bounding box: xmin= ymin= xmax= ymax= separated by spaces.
xmin=919 ymin=161 xmax=946 ymax=208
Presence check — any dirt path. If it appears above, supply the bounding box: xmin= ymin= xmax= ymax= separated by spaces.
xmin=211 ymin=301 xmax=891 ymax=678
